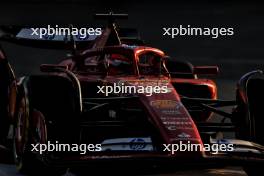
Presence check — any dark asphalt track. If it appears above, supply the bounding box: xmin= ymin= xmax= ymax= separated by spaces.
xmin=0 ymin=163 xmax=248 ymax=176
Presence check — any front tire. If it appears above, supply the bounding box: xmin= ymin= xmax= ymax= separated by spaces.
xmin=13 ymin=93 xmax=66 ymax=175
xmin=233 ymin=70 xmax=264 ymax=176
xmin=13 ymin=96 xmax=32 ymax=173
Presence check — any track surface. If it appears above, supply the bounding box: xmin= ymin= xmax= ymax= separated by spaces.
xmin=0 ymin=163 xmax=247 ymax=176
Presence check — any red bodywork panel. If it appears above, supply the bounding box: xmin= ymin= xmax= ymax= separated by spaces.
xmin=47 ymin=45 xmax=217 ymax=160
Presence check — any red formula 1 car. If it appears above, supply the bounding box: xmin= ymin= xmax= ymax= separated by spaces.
xmin=0 ymin=13 xmax=264 ymax=175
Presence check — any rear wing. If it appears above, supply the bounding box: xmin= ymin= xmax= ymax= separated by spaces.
xmin=0 ymin=12 xmax=144 ymax=51
xmin=0 ymin=26 xmax=96 ymax=50
xmin=0 ymin=26 xmax=144 ymax=50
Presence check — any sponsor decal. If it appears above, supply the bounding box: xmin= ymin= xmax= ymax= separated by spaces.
xmin=175 ymin=122 xmax=193 ymax=125
xmin=163 ymin=121 xmax=178 ymax=125
xmin=177 ymin=132 xmax=191 ymax=138
xmin=129 ymin=138 xmax=147 ymax=150
xmin=162 ymin=121 xmax=192 ymax=126
xmin=163 ymin=121 xmax=192 ymax=125
xmin=161 ymin=109 xmax=182 ymax=115
xmin=161 ymin=117 xmax=192 ymax=131
xmin=150 ymin=100 xmax=181 ymax=109
xmin=126 ymin=79 xmax=169 ymax=86
xmin=167 ymin=126 xmax=177 ymax=131
xmin=171 ymin=132 xmax=200 ymax=141
xmin=161 ymin=116 xmax=174 ymax=120
xmin=101 ymin=137 xmax=153 ymax=151
xmin=160 ymin=116 xmax=189 ymax=120
xmin=43 ymin=33 xmax=55 ymax=40
xmin=172 ymin=138 xmax=201 ymax=142
xmin=176 ymin=127 xmax=194 ymax=130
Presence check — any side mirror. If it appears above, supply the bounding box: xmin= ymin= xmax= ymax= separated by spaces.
xmin=193 ymin=66 xmax=219 ymax=75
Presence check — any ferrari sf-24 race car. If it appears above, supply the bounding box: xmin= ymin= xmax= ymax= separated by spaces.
xmin=0 ymin=13 xmax=263 ymax=175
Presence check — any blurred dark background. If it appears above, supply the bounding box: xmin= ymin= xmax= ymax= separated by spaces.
xmin=0 ymin=0 xmax=263 ymax=99
xmin=0 ymin=2 xmax=261 ymax=174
